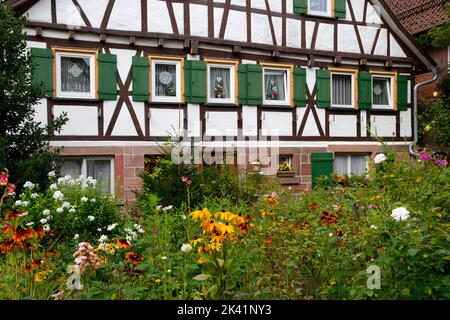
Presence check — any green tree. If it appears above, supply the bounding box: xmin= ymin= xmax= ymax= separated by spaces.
xmin=0 ymin=4 xmax=67 ymax=189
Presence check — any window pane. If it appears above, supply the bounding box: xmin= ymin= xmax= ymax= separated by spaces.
xmin=86 ymin=160 xmax=111 ymax=193
xmin=350 ymin=155 xmax=368 ymax=175
xmin=332 ymin=74 xmax=352 ymax=106
xmin=210 ymin=67 xmax=231 ymax=99
xmin=61 ymin=56 xmax=91 ymax=93
xmin=155 ymin=64 xmax=177 ymax=97
xmin=310 ymin=0 xmax=327 ymax=12
xmin=265 ymin=70 xmax=286 ymax=101
xmin=334 ymin=155 xmax=348 ymax=175
xmin=373 ymin=78 xmax=391 ymax=106
xmin=60 ymin=159 xmax=82 ymax=177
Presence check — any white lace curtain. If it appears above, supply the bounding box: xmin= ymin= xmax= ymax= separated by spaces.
xmin=332 ymin=74 xmax=352 ymax=106
xmin=61 ymin=57 xmax=90 ymax=93
xmin=60 ymin=159 xmax=82 ymax=177
xmin=334 ymin=155 xmax=367 ymax=176
xmin=87 ymin=160 xmax=111 ymax=193
xmin=310 ymin=0 xmax=328 ymax=12
xmin=209 ymin=67 xmax=230 ymax=99
xmin=155 ymin=64 xmax=176 ymax=97
xmin=373 ymin=78 xmax=391 ymax=105
xmin=265 ymin=70 xmax=286 ymax=101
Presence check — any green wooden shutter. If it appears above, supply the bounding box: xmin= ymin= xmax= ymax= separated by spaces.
xmin=132 ymin=56 xmax=149 ymax=102
xmin=334 ymin=0 xmax=346 ymax=18
xmin=293 ymin=0 xmax=307 ymax=14
xmin=311 ymin=152 xmax=334 ymax=188
xmin=184 ymin=60 xmax=206 ymax=103
xmin=293 ymin=67 xmax=307 ymax=107
xmin=358 ymin=71 xmax=372 ymax=110
xmin=30 ymin=48 xmax=53 ymax=97
xmin=238 ymin=64 xmax=248 ymax=105
xmin=246 ymin=64 xmax=263 ymax=105
xmin=238 ymin=64 xmax=262 ymax=106
xmin=98 ymin=53 xmax=117 ymax=100
xmin=316 ymin=69 xmax=331 ymax=109
xmin=397 ymin=75 xmax=408 ymax=111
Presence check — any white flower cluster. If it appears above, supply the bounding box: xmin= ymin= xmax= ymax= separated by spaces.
xmin=156 ymin=205 xmax=173 ymax=211
xmin=107 ymin=223 xmax=118 ymax=231
xmin=181 ymin=243 xmax=193 ymax=253
xmin=50 ymin=175 xmax=97 ymax=191
xmin=374 ymin=153 xmax=387 ymax=164
xmin=41 ymin=209 xmax=52 ymax=231
xmin=98 ymin=235 xmax=109 ymax=251
xmin=23 ymin=181 xmax=35 ymax=189
xmin=391 ymin=207 xmax=410 ymax=221
xmin=124 ymin=224 xmax=145 ymax=243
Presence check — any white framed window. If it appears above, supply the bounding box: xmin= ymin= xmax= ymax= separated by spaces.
xmin=263 ymin=67 xmax=291 ymax=106
xmin=331 ymin=72 xmax=355 ymax=108
xmin=60 ymin=157 xmax=115 ymax=195
xmin=207 ymin=63 xmax=236 ymax=104
xmin=55 ymin=50 xmax=97 ymax=99
xmin=150 ymin=58 xmax=182 ymax=103
xmin=334 ymin=154 xmax=369 ymax=176
xmin=308 ymin=0 xmax=332 ymax=17
xmin=372 ymin=75 xmax=394 ymax=109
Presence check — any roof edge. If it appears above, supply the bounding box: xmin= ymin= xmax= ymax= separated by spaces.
xmin=376 ymin=0 xmax=438 ymax=71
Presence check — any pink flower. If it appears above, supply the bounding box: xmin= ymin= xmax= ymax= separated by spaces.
xmin=181 ymin=177 xmax=188 ymax=182
xmin=0 ymin=171 xmax=9 ymax=186
xmin=434 ymin=159 xmax=448 ymax=168
xmin=186 ymin=180 xmax=192 ymax=186
xmin=419 ymin=152 xmax=432 ymax=161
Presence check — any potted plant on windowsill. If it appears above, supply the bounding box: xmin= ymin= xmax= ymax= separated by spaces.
xmin=277 ymin=162 xmax=294 ymax=177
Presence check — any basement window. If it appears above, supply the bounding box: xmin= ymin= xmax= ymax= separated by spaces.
xmin=60 ymin=157 xmax=114 ymax=195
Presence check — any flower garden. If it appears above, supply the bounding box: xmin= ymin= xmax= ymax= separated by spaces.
xmin=0 ymin=147 xmax=448 ymax=300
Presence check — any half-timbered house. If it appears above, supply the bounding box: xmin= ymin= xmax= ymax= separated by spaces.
xmin=6 ymin=0 xmax=437 ymax=204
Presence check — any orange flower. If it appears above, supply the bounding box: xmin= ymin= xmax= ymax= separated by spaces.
xmin=12 ymin=228 xmax=34 ymax=243
xmin=125 ymin=252 xmax=143 ymax=265
xmin=211 ymin=232 xmax=224 ymax=243
xmin=0 ymin=240 xmax=15 ymax=254
xmin=203 ymin=219 xmax=219 ymax=233
xmin=197 ymin=258 xmax=206 ymax=265
xmin=0 ymin=171 xmax=9 ymax=186
xmin=116 ymin=239 xmax=131 ymax=250
xmin=264 ymin=238 xmax=273 ymax=245
xmin=190 ymin=238 xmax=203 ymax=246
xmin=220 ymin=223 xmax=234 ymax=235
xmin=337 ymin=176 xmax=347 ymax=184
xmin=5 ymin=210 xmax=28 ymax=221
xmin=310 ymin=203 xmax=319 ymax=210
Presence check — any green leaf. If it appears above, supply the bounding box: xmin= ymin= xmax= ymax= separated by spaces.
xmin=408 ymin=249 xmax=419 ymax=256
xmin=193 ymin=274 xmax=210 ymax=281
xmin=217 ymin=258 xmax=224 ymax=268
xmin=401 ymin=288 xmax=410 ymax=296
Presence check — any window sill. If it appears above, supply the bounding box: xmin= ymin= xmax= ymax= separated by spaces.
xmin=330 ymin=107 xmax=357 ymax=111
xmin=149 ymin=101 xmax=185 ymax=105
xmin=262 ymin=105 xmax=293 ymax=109
xmin=205 ymin=104 xmax=238 ymax=108
xmin=306 ymin=13 xmax=337 ymax=20
xmin=51 ymin=97 xmax=101 ymax=102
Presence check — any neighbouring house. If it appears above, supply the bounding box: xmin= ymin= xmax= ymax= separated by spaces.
xmin=385 ymin=0 xmax=449 ymax=98
xmin=5 ymin=0 xmax=436 ymax=205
